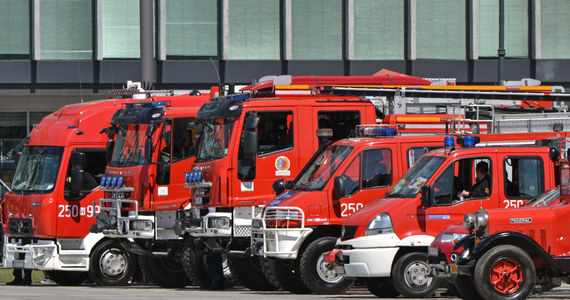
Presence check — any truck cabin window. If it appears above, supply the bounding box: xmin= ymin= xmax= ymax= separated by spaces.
xmin=256 ymin=111 xmax=293 ymax=156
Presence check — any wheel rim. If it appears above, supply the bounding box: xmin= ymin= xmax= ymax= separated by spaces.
xmin=489 ymin=258 xmax=524 ymax=295
xmin=99 ymin=248 xmax=127 ymax=278
xmin=316 ymin=253 xmax=343 ymax=284
xmin=403 ymin=260 xmax=432 ymax=289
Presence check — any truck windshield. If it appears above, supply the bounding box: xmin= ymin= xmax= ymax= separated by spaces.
xmin=111 ymin=124 xmax=153 ymax=167
xmin=197 ymin=118 xmax=235 ymax=162
xmin=387 ymin=156 xmax=445 ymax=198
xmin=293 ymin=145 xmax=353 ymax=191
xmin=11 ymin=146 xmax=64 ymax=193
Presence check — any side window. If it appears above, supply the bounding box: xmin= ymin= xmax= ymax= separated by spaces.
xmin=172 ymin=117 xmax=199 ymax=161
xmin=257 ymin=111 xmax=293 ymax=156
xmin=433 ymin=157 xmax=492 ymax=206
xmin=64 ymin=149 xmax=106 ymax=201
xmin=362 ymin=149 xmax=392 ymax=188
xmin=340 ymin=154 xmax=361 ymax=196
xmin=318 ymin=111 xmax=361 ymax=142
xmin=408 ymin=146 xmax=442 ymax=168
xmin=505 ymin=157 xmax=543 ymax=198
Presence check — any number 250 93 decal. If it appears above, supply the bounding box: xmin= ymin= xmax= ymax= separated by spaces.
xmin=341 ymin=203 xmax=363 ymax=217
xmin=58 ymin=204 xmax=101 ymax=218
xmin=503 ymin=199 xmax=524 ymax=208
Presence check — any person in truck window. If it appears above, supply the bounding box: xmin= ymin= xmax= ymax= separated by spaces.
xmin=67 ymin=159 xmax=98 ymax=191
xmin=457 ymin=161 xmax=490 ymax=198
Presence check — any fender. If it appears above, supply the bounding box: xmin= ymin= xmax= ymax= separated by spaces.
xmin=473 ymin=231 xmax=570 ymax=273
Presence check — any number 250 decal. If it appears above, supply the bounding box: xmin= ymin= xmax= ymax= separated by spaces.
xmin=341 ymin=203 xmax=363 ymax=217
xmin=503 ymin=199 xmax=524 ymax=209
xmin=58 ymin=204 xmax=101 ymax=218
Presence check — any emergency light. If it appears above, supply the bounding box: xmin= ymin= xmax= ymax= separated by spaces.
xmin=356 ymin=125 xmax=397 ymax=137
xmin=125 ymin=101 xmax=168 ymax=109
xmin=185 ymin=170 xmax=204 ymax=184
xmin=456 ymin=136 xmax=480 ymax=147
xmin=210 ymin=93 xmax=250 ymax=102
xmin=100 ymin=175 xmax=125 ymax=188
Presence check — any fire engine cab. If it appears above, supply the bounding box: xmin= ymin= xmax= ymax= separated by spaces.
xmin=432 ymin=140 xmax=570 ymax=300
xmin=328 ymin=130 xmax=570 ymax=298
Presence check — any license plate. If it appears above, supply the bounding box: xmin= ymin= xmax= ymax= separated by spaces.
xmin=450 ymin=264 xmax=458 ymax=274
xmin=334 ymin=265 xmax=345 ymax=275
xmin=12 ymin=260 xmax=24 ymax=269
xmin=428 ymin=246 xmax=439 ymax=257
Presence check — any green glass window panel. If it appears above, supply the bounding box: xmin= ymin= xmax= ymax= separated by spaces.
xmin=102 ymin=0 xmax=140 ymax=59
xmin=291 ymin=0 xmax=342 ymax=60
xmin=228 ymin=0 xmax=279 ymax=60
xmin=354 ymin=0 xmax=404 ymax=60
xmin=478 ymin=0 xmax=528 ymax=58
xmin=0 ymin=0 xmax=29 ymax=57
xmin=541 ymin=0 xmax=570 ymax=59
xmin=40 ymin=0 xmax=92 ymax=60
xmin=416 ymin=0 xmax=466 ymax=59
xmin=166 ymin=0 xmax=217 ymax=57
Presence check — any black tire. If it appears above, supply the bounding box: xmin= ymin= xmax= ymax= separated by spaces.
xmin=453 ymin=274 xmax=483 ymax=300
xmin=299 ymin=237 xmax=354 ymax=294
xmin=227 ymin=255 xmax=278 ymax=291
xmin=182 ymin=244 xmax=236 ymax=289
xmin=140 ymin=255 xmax=191 ymax=288
xmin=88 ymin=239 xmax=136 ymax=286
xmin=473 ymin=245 xmax=535 ymax=300
xmin=46 ymin=271 xmax=89 ymax=286
xmin=391 ymin=252 xmax=441 ymax=297
xmin=260 ymin=257 xmax=312 ymax=294
xmin=365 ymin=277 xmax=400 ymax=298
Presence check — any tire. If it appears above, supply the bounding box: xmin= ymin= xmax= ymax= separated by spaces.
xmin=365 ymin=277 xmax=400 ymax=298
xmin=260 ymin=257 xmax=312 ymax=294
xmin=227 ymin=255 xmax=278 ymax=291
xmin=453 ymin=275 xmax=483 ymax=300
xmin=299 ymin=237 xmax=354 ymax=294
xmin=140 ymin=255 xmax=191 ymax=288
xmin=391 ymin=252 xmax=441 ymax=297
xmin=181 ymin=243 xmax=236 ymax=290
xmin=473 ymin=245 xmax=535 ymax=300
xmin=46 ymin=271 xmax=89 ymax=286
xmin=88 ymin=239 xmax=136 ymax=286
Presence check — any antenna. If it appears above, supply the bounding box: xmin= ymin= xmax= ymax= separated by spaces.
xmin=210 ymin=57 xmax=222 ymax=96
xmin=78 ymin=62 xmax=84 ymax=103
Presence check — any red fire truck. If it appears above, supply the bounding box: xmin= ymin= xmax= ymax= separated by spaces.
xmin=327 ymin=129 xmax=570 ymax=297
xmin=88 ymin=88 xmax=211 ymax=288
xmin=0 ymin=82 xmax=209 ymax=286
xmin=434 ymin=140 xmax=570 ymax=300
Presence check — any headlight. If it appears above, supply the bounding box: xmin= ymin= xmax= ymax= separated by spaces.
xmin=365 ymin=213 xmax=394 ymax=236
xmin=439 ymin=232 xmax=468 ymax=244
xmin=463 ymin=213 xmax=475 ymax=231
xmin=32 ymin=246 xmax=55 ymax=267
xmin=474 ymin=210 xmax=488 ymax=232
xmin=130 ymin=220 xmax=153 ymax=231
xmin=251 ymin=218 xmax=264 ymax=229
xmin=208 ymin=217 xmax=231 ymax=230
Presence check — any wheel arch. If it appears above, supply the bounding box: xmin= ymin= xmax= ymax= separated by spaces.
xmin=297 ymin=225 xmax=342 ymax=259
xmin=393 ymin=246 xmax=429 ymax=273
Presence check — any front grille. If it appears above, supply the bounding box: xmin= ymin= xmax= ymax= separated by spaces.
xmin=340 ymin=225 xmax=358 ymax=241
xmin=9 ymin=219 xmax=33 ymax=237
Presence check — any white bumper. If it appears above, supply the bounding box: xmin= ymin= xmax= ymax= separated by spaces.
xmin=2 ymin=233 xmax=104 ymax=271
xmin=336 ymin=233 xmax=434 ymax=278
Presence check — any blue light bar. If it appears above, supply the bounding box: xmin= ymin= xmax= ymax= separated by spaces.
xmin=444 ymin=136 xmax=455 ymax=147
xmin=463 ymin=136 xmax=475 ymax=147
xmin=125 ymin=101 xmax=168 ymax=109
xmin=211 ymin=93 xmax=250 ymax=102
xmin=117 ymin=175 xmax=124 ymax=187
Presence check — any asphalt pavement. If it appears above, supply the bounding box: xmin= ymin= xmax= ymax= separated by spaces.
xmin=0 ymin=284 xmax=569 ymax=300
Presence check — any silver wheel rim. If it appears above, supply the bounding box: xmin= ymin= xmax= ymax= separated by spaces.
xmin=99 ymin=248 xmax=127 ymax=278
xmin=403 ymin=260 xmax=432 ymax=289
xmin=316 ymin=253 xmax=343 ymax=284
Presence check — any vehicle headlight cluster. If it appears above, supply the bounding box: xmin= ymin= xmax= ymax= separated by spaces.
xmin=474 ymin=210 xmax=489 ymax=232
xmin=185 ymin=170 xmax=203 ymax=183
xmin=101 ymin=175 xmax=124 ymax=187
xmin=365 ymin=213 xmax=394 ymax=236
xmin=32 ymin=246 xmax=55 ymax=267
xmin=130 ymin=220 xmax=153 ymax=231
xmin=463 ymin=213 xmax=475 ymax=231
xmin=207 ymin=216 xmax=230 ymax=230
xmin=438 ymin=232 xmax=468 ymax=244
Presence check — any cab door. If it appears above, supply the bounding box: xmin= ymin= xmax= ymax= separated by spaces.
xmin=233 ymin=109 xmax=298 ymax=206
xmin=57 ymin=147 xmax=106 ymax=238
xmin=420 ymin=155 xmax=496 ymax=236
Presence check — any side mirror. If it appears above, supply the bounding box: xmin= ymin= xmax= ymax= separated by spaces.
xmin=70 ymin=169 xmax=84 ymax=192
xmin=71 ymin=151 xmax=86 ymax=167
xmin=244 ymin=113 xmax=259 ymax=130
xmin=333 ymin=176 xmax=346 ymax=199
xmin=242 ymin=131 xmax=258 ymax=158
xmin=284 ymin=180 xmax=295 ymax=190
xmin=144 ymin=138 xmax=154 ymax=163
xmin=421 ymin=185 xmax=433 ymax=207
xmin=273 ymin=179 xmax=285 ymax=195
xmin=106 ymin=139 xmax=115 ymax=163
